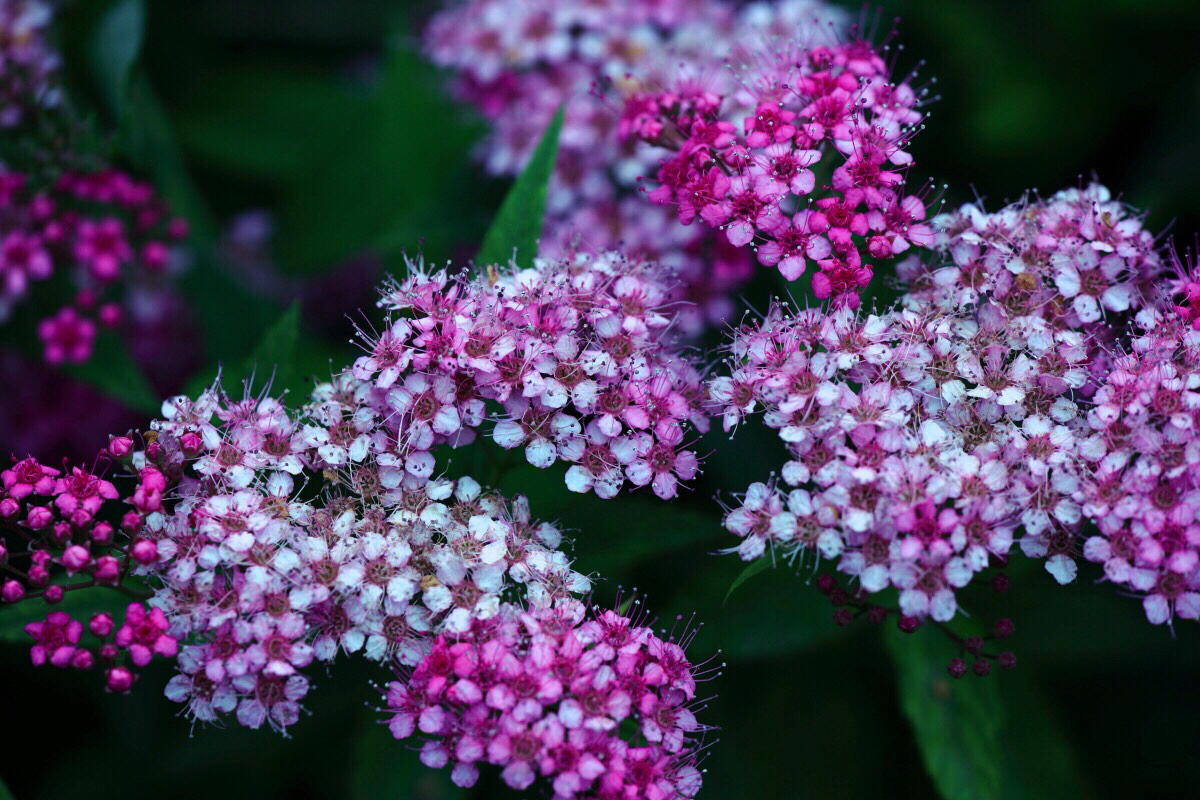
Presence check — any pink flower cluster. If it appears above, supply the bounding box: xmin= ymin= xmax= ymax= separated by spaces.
xmin=386 ymin=599 xmax=707 ymax=799
xmin=622 ymin=31 xmax=931 ymax=308
xmin=1 ymin=447 xmax=181 ymax=689
xmin=0 ymin=1 xmax=60 ymax=127
xmin=425 ymin=0 xmax=847 ymax=333
xmin=711 ymin=182 xmax=1194 ymax=625
xmin=135 ymin=386 xmax=589 ymax=732
xmin=345 ymin=251 xmax=709 ymax=499
xmin=900 ymin=183 xmax=1162 ymax=338
xmin=1079 ymin=306 xmax=1200 ymax=624
xmin=0 ymin=167 xmax=188 ymax=364
xmin=712 ymin=297 xmax=1093 ymax=620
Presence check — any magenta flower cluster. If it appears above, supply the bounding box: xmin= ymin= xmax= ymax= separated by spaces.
xmin=3 ymin=359 xmax=711 ymax=796
xmin=387 ymin=599 xmax=707 ymax=798
xmin=348 ymin=251 xmax=709 ymax=499
xmin=1 ymin=450 xmax=181 ymax=690
xmin=620 ymin=33 xmax=930 ymax=308
xmin=0 ymin=168 xmax=188 ymax=364
xmin=424 ymin=0 xmax=847 ymax=333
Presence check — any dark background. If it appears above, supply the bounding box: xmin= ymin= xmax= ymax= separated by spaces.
xmin=2 ymin=1 xmax=1200 ymax=797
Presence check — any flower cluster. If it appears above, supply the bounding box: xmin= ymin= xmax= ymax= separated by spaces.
xmin=1079 ymin=307 xmax=1200 ymax=625
xmin=0 ymin=167 xmax=189 ymax=364
xmin=343 ymin=251 xmax=708 ymax=500
xmin=424 ymin=0 xmax=848 ymax=333
xmin=711 ymin=298 xmax=1095 ymax=620
xmin=0 ymin=0 xmax=59 ymax=128
xmin=136 ymin=386 xmax=589 ymax=731
xmin=1 ymin=448 xmax=181 ymax=689
xmin=900 ymin=183 xmax=1163 ymax=339
xmin=385 ymin=598 xmax=707 ymax=799
xmin=622 ymin=30 xmax=931 ymax=308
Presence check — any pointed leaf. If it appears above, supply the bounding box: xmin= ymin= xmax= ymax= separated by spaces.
xmin=61 ymin=330 xmax=159 ymax=416
xmin=884 ymin=625 xmax=1004 ymax=800
xmin=88 ymin=0 xmax=145 ymax=119
xmin=476 ymin=105 xmax=564 ymax=268
xmin=724 ymin=559 xmax=770 ymax=605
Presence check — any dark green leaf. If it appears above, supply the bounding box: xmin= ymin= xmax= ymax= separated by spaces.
xmin=998 ymin=674 xmax=1092 ymax=799
xmin=184 ymin=303 xmax=301 ymax=399
xmin=724 ymin=559 xmax=770 ymax=605
xmin=884 ymin=625 xmax=1005 ymax=800
xmin=0 ymin=587 xmax=135 ymax=643
xmin=278 ymin=44 xmax=483 ymax=272
xmin=475 ymin=104 xmax=565 ymax=268
xmin=62 ymin=330 xmax=159 ymax=416
xmin=88 ymin=0 xmax=145 ymax=119
xmin=0 ymin=773 xmax=13 ymax=800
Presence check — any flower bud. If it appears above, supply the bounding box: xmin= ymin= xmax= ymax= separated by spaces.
xmin=91 ymin=522 xmax=114 ymax=545
xmin=180 ymin=432 xmax=203 ymax=456
xmin=61 ymin=545 xmax=92 ymax=574
xmin=26 ymin=505 xmax=53 ymax=529
xmin=71 ymin=649 xmax=95 ymax=670
xmin=43 ymin=585 xmax=64 ymax=604
xmin=2 ymin=579 xmax=26 ymax=603
xmin=107 ymin=436 xmax=134 ymax=459
xmin=105 ymin=667 xmax=135 ymax=693
xmin=90 ymin=613 xmax=114 ymax=637
xmin=131 ymin=540 xmax=158 ymax=566
xmin=0 ymin=497 xmax=19 ymax=518
xmin=93 ymin=556 xmax=120 ymax=585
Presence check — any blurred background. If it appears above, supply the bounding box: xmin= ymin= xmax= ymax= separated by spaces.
xmin=2 ymin=0 xmax=1200 ymax=798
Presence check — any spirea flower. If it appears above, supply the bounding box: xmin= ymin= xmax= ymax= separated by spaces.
xmin=0 ymin=167 xmax=189 ymax=364
xmin=335 ymin=250 xmax=709 ymax=499
xmin=621 ymin=27 xmax=932 ymax=308
xmin=384 ymin=598 xmax=710 ymax=799
xmin=425 ymin=0 xmax=849 ymax=333
xmin=1078 ymin=308 xmax=1200 ymax=625
xmin=711 ymin=293 xmax=1090 ymax=620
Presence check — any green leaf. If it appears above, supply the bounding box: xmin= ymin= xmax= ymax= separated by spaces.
xmin=997 ymin=674 xmax=1092 ymax=799
xmin=0 ymin=773 xmax=13 ymax=800
xmin=0 ymin=587 xmax=135 ymax=643
xmin=884 ymin=625 xmax=1005 ymax=800
xmin=62 ymin=330 xmax=159 ymax=416
xmin=724 ymin=559 xmax=770 ymax=605
xmin=184 ymin=303 xmax=301 ymax=399
xmin=88 ymin=0 xmax=145 ymax=119
xmin=475 ymin=104 xmax=565 ymax=268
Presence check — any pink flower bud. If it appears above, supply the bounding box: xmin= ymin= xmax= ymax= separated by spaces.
xmin=26 ymin=505 xmax=53 ymax=529
xmin=70 ymin=649 xmax=94 ymax=670
xmin=61 ymin=545 xmax=92 ymax=574
xmin=107 ymin=436 xmax=134 ymax=458
xmin=91 ymin=522 xmax=114 ymax=545
xmin=99 ymin=642 xmax=118 ymax=660
xmin=27 ymin=565 xmax=49 ymax=587
xmin=167 ymin=218 xmax=189 ymax=240
xmin=0 ymin=497 xmax=18 ymax=518
xmin=131 ymin=540 xmax=157 ymax=566
xmin=121 ymin=511 xmax=142 ymax=533
xmin=105 ymin=667 xmax=135 ymax=693
xmin=0 ymin=543 xmax=6 ymax=560
xmin=1 ymin=579 xmax=26 ymax=603
xmin=43 ymin=585 xmax=64 ymax=604
xmin=144 ymin=441 xmax=163 ymax=461
xmin=93 ymin=556 xmax=120 ymax=585
xmin=51 ymin=521 xmax=72 ymax=544
xmin=90 ymin=613 xmax=114 ymax=637
xmin=141 ymin=241 xmax=169 ymax=271
xmin=97 ymin=303 xmax=121 ymax=328
xmin=180 ymin=432 xmax=203 ymax=456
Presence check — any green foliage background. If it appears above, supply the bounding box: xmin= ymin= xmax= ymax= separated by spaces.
xmin=2 ymin=1 xmax=1199 ymax=798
